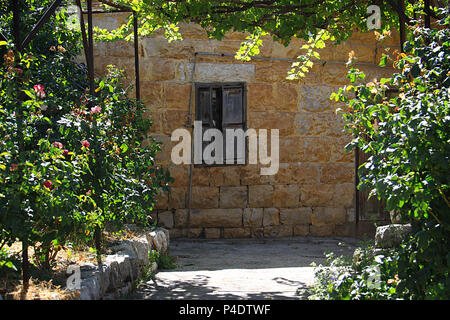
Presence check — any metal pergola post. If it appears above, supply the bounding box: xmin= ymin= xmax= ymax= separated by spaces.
xmin=424 ymin=0 xmax=431 ymax=28
xmin=75 ymin=0 xmax=93 ymax=84
xmin=133 ymin=11 xmax=140 ymax=101
xmin=5 ymin=0 xmax=140 ymax=287
xmin=398 ymin=0 xmax=406 ymax=52
xmin=12 ymin=0 xmax=20 ymax=51
xmin=87 ymin=0 xmax=95 ymax=96
xmin=76 ymin=1 xmax=140 ymax=101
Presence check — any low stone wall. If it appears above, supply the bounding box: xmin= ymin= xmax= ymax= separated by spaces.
xmin=72 ymin=227 xmax=169 ymax=300
xmin=374 ymin=224 xmax=412 ymax=249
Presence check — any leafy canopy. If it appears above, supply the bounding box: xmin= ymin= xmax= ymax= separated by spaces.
xmin=90 ymin=0 xmax=447 ymax=78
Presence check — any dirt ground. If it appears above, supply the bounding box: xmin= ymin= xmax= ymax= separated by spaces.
xmin=0 ymin=227 xmax=140 ymax=300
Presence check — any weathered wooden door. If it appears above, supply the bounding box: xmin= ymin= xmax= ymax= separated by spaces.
xmin=355 ymin=148 xmax=390 ymax=222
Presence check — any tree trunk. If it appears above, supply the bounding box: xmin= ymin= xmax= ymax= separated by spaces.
xmin=94 ymin=227 xmax=102 ymax=264
xmin=21 ymin=240 xmax=29 ymax=297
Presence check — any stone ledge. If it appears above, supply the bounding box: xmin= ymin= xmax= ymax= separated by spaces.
xmin=68 ymin=227 xmax=169 ymax=300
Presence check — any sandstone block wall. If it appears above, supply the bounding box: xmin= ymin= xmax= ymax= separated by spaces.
xmin=91 ymin=11 xmax=398 ymax=239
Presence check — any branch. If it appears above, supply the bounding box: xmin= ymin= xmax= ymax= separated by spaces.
xmin=0 ymin=31 xmax=7 ymax=42
xmin=97 ymin=0 xmax=131 ymax=11
xmin=439 ymin=188 xmax=450 ymax=209
xmin=423 ymin=2 xmax=441 ymax=20
xmin=385 ymin=0 xmax=413 ymax=25
xmin=171 ymin=0 xmax=321 ymax=16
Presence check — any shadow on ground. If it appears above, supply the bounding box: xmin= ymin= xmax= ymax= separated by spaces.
xmin=130 ymin=274 xmax=311 ymax=300
xmin=168 ymin=237 xmax=359 ymax=270
xmin=128 ymin=237 xmax=359 ymax=300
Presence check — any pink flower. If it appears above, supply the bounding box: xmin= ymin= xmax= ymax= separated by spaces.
xmin=49 ymin=46 xmax=56 ymax=51
xmin=81 ymin=140 xmax=90 ymax=148
xmin=43 ymin=180 xmax=53 ymax=189
xmin=33 ymin=84 xmax=45 ymax=99
xmin=90 ymin=106 xmax=101 ymax=114
xmin=10 ymin=163 xmax=18 ymax=171
xmin=86 ymin=190 xmax=92 ymax=196
xmin=53 ymin=142 xmax=63 ymax=149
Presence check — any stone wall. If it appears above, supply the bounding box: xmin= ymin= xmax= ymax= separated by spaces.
xmin=90 ymin=11 xmax=398 ymax=239
xmin=74 ymin=227 xmax=169 ymax=300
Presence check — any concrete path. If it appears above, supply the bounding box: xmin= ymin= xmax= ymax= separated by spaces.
xmin=129 ymin=237 xmax=359 ymax=300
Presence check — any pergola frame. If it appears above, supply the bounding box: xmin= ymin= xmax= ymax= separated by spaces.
xmin=4 ymin=0 xmax=437 ymax=108
xmin=5 ymin=0 xmax=141 ymax=101
xmin=2 ymin=0 xmax=438 ymax=285
xmin=3 ymin=0 xmax=140 ymax=289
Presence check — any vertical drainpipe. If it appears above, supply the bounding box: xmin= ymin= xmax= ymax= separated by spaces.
xmin=186 ymin=53 xmax=198 ymax=238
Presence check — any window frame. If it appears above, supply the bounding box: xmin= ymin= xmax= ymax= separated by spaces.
xmin=194 ymin=82 xmax=248 ymax=167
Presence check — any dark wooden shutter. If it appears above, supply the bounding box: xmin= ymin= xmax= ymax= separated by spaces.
xmin=196 ymin=86 xmax=213 ymax=163
xmin=223 ymin=87 xmax=244 ymax=125
xmin=196 ymin=86 xmax=213 ymax=126
xmin=222 ymin=85 xmax=246 ymax=164
xmin=356 ymin=148 xmax=389 ymax=222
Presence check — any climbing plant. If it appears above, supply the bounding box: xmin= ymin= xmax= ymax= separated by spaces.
xmin=94 ymin=0 xmax=448 ymax=78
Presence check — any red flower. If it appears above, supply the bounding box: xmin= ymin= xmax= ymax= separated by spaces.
xmin=62 ymin=149 xmax=69 ymax=157
xmin=81 ymin=140 xmax=90 ymax=148
xmin=33 ymin=84 xmax=45 ymax=98
xmin=43 ymin=180 xmax=53 ymax=189
xmin=10 ymin=163 xmax=18 ymax=171
xmin=53 ymin=141 xmax=63 ymax=149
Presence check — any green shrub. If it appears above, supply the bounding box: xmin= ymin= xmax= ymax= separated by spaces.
xmin=148 ymin=250 xmax=177 ymax=270
xmin=0 ymin=1 xmax=170 ymax=285
xmin=330 ymin=9 xmax=450 ymax=299
xmin=309 ymin=246 xmax=401 ymax=300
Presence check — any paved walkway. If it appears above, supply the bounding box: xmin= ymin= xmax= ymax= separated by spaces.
xmin=129 ymin=237 xmax=359 ymax=300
